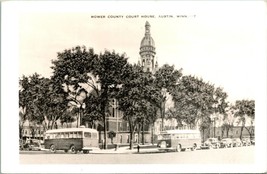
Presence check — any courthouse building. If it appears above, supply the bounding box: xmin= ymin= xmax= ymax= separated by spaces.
xmin=20 ymin=21 xmax=254 ymax=145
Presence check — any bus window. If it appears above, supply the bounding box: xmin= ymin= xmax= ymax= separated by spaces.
xmin=77 ymin=132 xmax=82 ymax=138
xmin=55 ymin=133 xmax=60 ymax=139
xmin=60 ymin=133 xmax=64 ymax=139
xmin=45 ymin=134 xmax=50 ymax=139
xmin=73 ymin=132 xmax=77 ymax=138
xmin=162 ymin=134 xmax=171 ymax=139
xmin=64 ymin=133 xmax=69 ymax=138
xmin=84 ymin=132 xmax=91 ymax=138
xmin=69 ymin=132 xmax=73 ymax=138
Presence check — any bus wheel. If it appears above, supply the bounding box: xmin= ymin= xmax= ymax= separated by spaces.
xmin=176 ymin=145 xmax=182 ymax=152
xmin=70 ymin=145 xmax=77 ymax=154
xmin=50 ymin=144 xmax=56 ymax=153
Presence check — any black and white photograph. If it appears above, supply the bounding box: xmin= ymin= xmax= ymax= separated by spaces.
xmin=1 ymin=1 xmax=267 ymax=173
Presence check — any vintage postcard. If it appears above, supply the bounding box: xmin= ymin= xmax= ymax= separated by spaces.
xmin=1 ymin=1 xmax=266 ymax=173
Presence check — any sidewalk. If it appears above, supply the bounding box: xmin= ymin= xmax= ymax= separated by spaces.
xmin=90 ymin=146 xmax=160 ymax=154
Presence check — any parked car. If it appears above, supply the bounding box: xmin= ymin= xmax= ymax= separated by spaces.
xmin=250 ymin=137 xmax=255 ymax=145
xmin=23 ymin=139 xmax=42 ymax=151
xmin=220 ymin=138 xmax=233 ymax=148
xmin=201 ymin=138 xmax=220 ymax=149
xmin=241 ymin=137 xmax=251 ymax=146
xmin=232 ymin=138 xmax=242 ymax=147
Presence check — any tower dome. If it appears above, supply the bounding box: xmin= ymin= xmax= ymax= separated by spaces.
xmin=140 ymin=37 xmax=155 ymax=48
xmin=140 ymin=21 xmax=156 ymax=51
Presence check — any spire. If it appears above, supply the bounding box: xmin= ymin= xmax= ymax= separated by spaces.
xmin=145 ymin=21 xmax=151 ymax=37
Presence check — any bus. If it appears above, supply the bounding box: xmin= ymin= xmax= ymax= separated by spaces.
xmin=157 ymin=129 xmax=201 ymax=152
xmin=44 ymin=127 xmax=99 ymax=154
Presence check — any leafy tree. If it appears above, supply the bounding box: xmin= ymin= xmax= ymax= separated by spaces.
xmin=117 ymin=64 xmax=157 ymax=149
xmin=51 ymin=46 xmax=97 ymax=127
xmin=19 ymin=75 xmax=31 ymax=139
xmin=19 ymin=73 xmax=48 ymax=135
xmin=51 ymin=46 xmax=129 ymax=149
xmin=19 ymin=73 xmax=70 ymax=135
xmin=151 ymin=64 xmax=183 ymax=131
xmin=234 ymin=100 xmax=255 ymax=139
xmin=92 ymin=50 xmax=129 ymax=149
xmin=220 ymin=104 xmax=235 ymax=138
xmin=171 ymin=75 xmax=216 ymax=129
xmin=82 ymin=90 xmax=102 ymax=129
xmin=60 ymin=109 xmax=76 ymax=128
xmin=211 ymin=87 xmax=229 ymax=137
xmin=199 ymin=115 xmax=211 ymax=142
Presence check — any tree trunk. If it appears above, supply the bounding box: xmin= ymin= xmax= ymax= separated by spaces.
xmin=221 ymin=129 xmax=224 ymax=139
xmin=137 ymin=124 xmax=141 ymax=144
xmin=51 ymin=121 xmax=55 ymax=130
xmin=240 ymin=126 xmax=244 ymax=139
xmin=202 ymin=129 xmax=205 ymax=142
xmin=160 ymin=107 xmax=164 ymax=131
xmin=142 ymin=119 xmax=145 ymax=145
xmin=101 ymin=87 xmax=108 ymax=150
xmin=129 ymin=120 xmax=133 ymax=150
xmin=151 ymin=123 xmax=154 ymax=145
xmin=103 ymin=115 xmax=107 ymax=149
xmin=244 ymin=127 xmax=252 ymax=139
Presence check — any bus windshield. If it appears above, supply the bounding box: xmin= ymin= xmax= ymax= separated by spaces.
xmin=158 ymin=134 xmax=171 ymax=140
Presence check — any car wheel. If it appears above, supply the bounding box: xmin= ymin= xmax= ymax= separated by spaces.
xmin=176 ymin=145 xmax=182 ymax=152
xmin=70 ymin=145 xmax=77 ymax=154
xmin=50 ymin=144 xmax=56 ymax=153
xmin=191 ymin=144 xmax=197 ymax=151
xmin=83 ymin=150 xmax=89 ymax=154
xmin=64 ymin=149 xmax=68 ymax=153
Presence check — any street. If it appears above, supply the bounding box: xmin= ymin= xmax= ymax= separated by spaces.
xmin=20 ymin=146 xmax=254 ymax=164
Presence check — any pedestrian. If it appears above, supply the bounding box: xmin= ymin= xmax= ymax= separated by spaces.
xmin=115 ymin=144 xmax=118 ymax=151
xmin=137 ymin=144 xmax=140 ymax=153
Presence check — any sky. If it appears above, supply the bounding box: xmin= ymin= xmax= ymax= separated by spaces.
xmin=1 ymin=1 xmax=267 ymax=173
xmin=15 ymin=1 xmax=266 ymax=103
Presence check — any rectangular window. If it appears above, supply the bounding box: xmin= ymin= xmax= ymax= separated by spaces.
xmin=77 ymin=132 xmax=82 ymax=138
xmin=55 ymin=133 xmax=60 ymax=139
xmin=84 ymin=132 xmax=91 ymax=138
xmin=45 ymin=134 xmax=50 ymax=139
xmin=50 ymin=134 xmax=55 ymax=139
